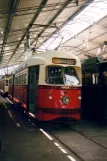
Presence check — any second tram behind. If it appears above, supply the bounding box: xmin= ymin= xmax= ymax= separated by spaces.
xmin=8 ymin=51 xmax=82 ymax=121
xmin=0 ymin=75 xmax=10 ymax=93
xmin=82 ymin=57 xmax=107 ymax=123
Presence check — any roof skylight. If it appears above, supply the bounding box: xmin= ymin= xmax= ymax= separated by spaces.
xmin=38 ymin=0 xmax=107 ymax=51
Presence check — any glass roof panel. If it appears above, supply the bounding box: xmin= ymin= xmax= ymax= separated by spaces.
xmin=0 ymin=65 xmax=19 ymax=75
xmin=38 ymin=0 xmax=107 ymax=51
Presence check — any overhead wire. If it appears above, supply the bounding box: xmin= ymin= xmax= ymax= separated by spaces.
xmin=1 ymin=0 xmax=107 ymax=69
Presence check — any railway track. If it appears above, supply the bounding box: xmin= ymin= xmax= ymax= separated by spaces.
xmin=40 ymin=122 xmax=107 ymax=161
xmin=17 ymin=113 xmax=107 ymax=161
xmin=70 ymin=127 xmax=107 ymax=151
xmin=7 ymin=106 xmax=107 ymax=161
xmin=44 ymin=127 xmax=85 ymax=161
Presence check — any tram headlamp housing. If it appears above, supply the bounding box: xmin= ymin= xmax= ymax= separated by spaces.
xmin=62 ymin=96 xmax=70 ymax=104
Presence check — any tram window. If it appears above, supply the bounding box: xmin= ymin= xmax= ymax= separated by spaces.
xmin=22 ymin=75 xmax=24 ymax=84
xmin=9 ymin=80 xmax=10 ymax=85
xmin=83 ymin=72 xmax=99 ymax=85
xmin=20 ymin=75 xmax=22 ymax=84
xmin=24 ymin=74 xmax=27 ymax=84
xmin=82 ymin=74 xmax=85 ymax=84
xmin=15 ymin=77 xmax=16 ymax=84
xmin=16 ymin=77 xmax=17 ymax=84
xmin=19 ymin=76 xmax=21 ymax=84
xmin=20 ymin=76 xmax=22 ymax=84
xmin=19 ymin=76 xmax=22 ymax=84
xmin=9 ymin=79 xmax=13 ymax=85
xmin=103 ymin=72 xmax=107 ymax=85
xmin=46 ymin=66 xmax=80 ymax=85
xmin=95 ymin=73 xmax=99 ymax=84
xmin=16 ymin=77 xmax=18 ymax=84
xmin=16 ymin=77 xmax=18 ymax=85
xmin=22 ymin=74 xmax=24 ymax=84
xmin=14 ymin=73 xmax=27 ymax=85
xmin=5 ymin=80 xmax=8 ymax=86
xmin=17 ymin=76 xmax=20 ymax=85
xmin=46 ymin=66 xmax=63 ymax=84
xmin=92 ymin=74 xmax=95 ymax=84
xmin=83 ymin=73 xmax=92 ymax=85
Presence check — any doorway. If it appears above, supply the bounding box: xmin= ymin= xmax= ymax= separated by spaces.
xmin=28 ymin=65 xmax=39 ymax=114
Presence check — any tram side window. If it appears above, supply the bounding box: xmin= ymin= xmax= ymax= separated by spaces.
xmin=103 ymin=72 xmax=107 ymax=85
xmin=92 ymin=73 xmax=99 ymax=84
xmin=17 ymin=77 xmax=19 ymax=84
xmin=21 ymin=75 xmax=23 ymax=84
xmin=5 ymin=80 xmax=8 ymax=86
xmin=82 ymin=74 xmax=85 ymax=84
xmin=16 ymin=77 xmax=18 ymax=84
xmin=15 ymin=73 xmax=27 ymax=85
xmin=83 ymin=72 xmax=99 ymax=85
xmin=23 ymin=74 xmax=27 ymax=84
xmin=9 ymin=79 xmax=13 ymax=85
xmin=14 ymin=78 xmax=16 ymax=84
xmin=84 ymin=73 xmax=92 ymax=85
xmin=15 ymin=77 xmax=16 ymax=85
xmin=20 ymin=75 xmax=22 ymax=84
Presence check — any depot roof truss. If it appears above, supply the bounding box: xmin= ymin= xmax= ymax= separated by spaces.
xmin=0 ymin=0 xmax=107 ymax=72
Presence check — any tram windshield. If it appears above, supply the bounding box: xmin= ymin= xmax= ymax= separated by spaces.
xmin=46 ymin=66 xmax=80 ymax=85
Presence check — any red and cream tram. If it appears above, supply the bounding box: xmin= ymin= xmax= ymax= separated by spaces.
xmin=8 ymin=51 xmax=82 ymax=121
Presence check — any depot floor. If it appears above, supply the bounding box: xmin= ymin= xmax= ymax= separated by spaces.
xmin=0 ymin=96 xmax=73 ymax=161
xmin=0 ymin=96 xmax=107 ymax=161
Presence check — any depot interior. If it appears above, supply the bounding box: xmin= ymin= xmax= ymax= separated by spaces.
xmin=0 ymin=0 xmax=106 ymax=121
xmin=0 ymin=1 xmax=107 ymax=161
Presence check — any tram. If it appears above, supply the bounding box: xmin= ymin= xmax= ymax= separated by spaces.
xmin=82 ymin=56 xmax=107 ymax=123
xmin=0 ymin=75 xmax=10 ymax=94
xmin=8 ymin=51 xmax=82 ymax=121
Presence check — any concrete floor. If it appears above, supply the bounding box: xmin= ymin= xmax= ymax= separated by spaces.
xmin=72 ymin=120 xmax=107 ymax=149
xmin=0 ymin=97 xmax=72 ymax=161
xmin=44 ymin=121 xmax=107 ymax=161
xmin=1 ymin=96 xmax=107 ymax=161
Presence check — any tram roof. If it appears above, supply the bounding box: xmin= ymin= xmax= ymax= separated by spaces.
xmin=31 ymin=50 xmax=79 ymax=60
xmin=12 ymin=50 xmax=81 ymax=74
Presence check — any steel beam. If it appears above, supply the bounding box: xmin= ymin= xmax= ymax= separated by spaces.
xmin=30 ymin=0 xmax=73 ymax=47
xmin=14 ymin=0 xmax=73 ymax=62
xmin=0 ymin=0 xmax=20 ymax=58
xmin=32 ymin=24 xmax=57 ymax=28
xmin=7 ymin=0 xmax=48 ymax=64
xmin=36 ymin=0 xmax=94 ymax=50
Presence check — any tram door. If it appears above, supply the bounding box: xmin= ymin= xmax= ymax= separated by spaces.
xmin=28 ymin=66 xmax=39 ymax=114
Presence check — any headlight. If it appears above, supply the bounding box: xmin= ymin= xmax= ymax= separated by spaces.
xmin=62 ymin=96 xmax=70 ymax=104
xmin=78 ymin=96 xmax=81 ymax=100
